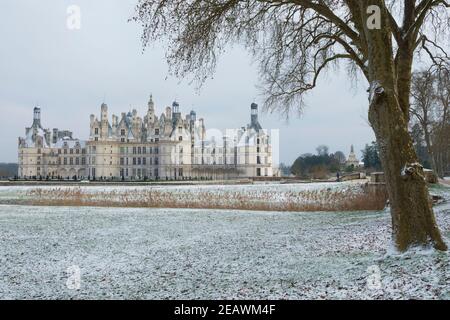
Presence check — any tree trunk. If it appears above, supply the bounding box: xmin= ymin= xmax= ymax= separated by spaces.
xmin=368 ymin=86 xmax=447 ymax=252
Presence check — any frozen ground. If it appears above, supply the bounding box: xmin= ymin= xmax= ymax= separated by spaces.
xmin=0 ymin=185 xmax=449 ymax=299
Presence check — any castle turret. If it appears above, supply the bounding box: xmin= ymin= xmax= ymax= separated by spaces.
xmin=52 ymin=128 xmax=58 ymax=144
xmin=172 ymin=101 xmax=181 ymax=127
xmin=148 ymin=95 xmax=155 ymax=112
xmin=147 ymin=94 xmax=155 ymax=123
xmin=189 ymin=110 xmax=196 ymax=131
xmin=249 ymin=102 xmax=262 ymax=132
xmin=112 ymin=114 xmax=118 ymax=128
xmin=165 ymin=106 xmax=172 ymax=119
xmin=33 ymin=106 xmax=42 ymax=128
xmin=101 ymin=103 xmax=109 ymax=138
xmin=251 ymin=103 xmax=258 ymax=124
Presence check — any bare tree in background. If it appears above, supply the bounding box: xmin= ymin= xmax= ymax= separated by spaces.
xmin=133 ymin=0 xmax=449 ymax=251
xmin=410 ymin=70 xmax=438 ymax=173
xmin=411 ymin=67 xmax=450 ymax=178
xmin=434 ymin=68 xmax=450 ymax=177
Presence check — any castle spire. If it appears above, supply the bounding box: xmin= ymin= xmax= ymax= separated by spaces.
xmin=148 ymin=94 xmax=154 ymax=111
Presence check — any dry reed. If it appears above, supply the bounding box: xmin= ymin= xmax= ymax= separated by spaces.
xmin=23 ymin=185 xmax=388 ymax=212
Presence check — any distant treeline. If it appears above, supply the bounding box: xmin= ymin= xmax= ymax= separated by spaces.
xmin=0 ymin=163 xmax=18 ymax=178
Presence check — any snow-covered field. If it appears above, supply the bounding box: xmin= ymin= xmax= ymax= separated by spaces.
xmin=0 ymin=185 xmax=449 ymax=299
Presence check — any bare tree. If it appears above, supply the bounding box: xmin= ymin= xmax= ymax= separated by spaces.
xmin=410 ymin=70 xmax=438 ymax=173
xmin=411 ymin=67 xmax=450 ymax=178
xmin=316 ymin=145 xmax=329 ymax=156
xmin=333 ymin=151 xmax=347 ymax=165
xmin=133 ymin=0 xmax=449 ymax=251
xmin=434 ymin=68 xmax=450 ymax=176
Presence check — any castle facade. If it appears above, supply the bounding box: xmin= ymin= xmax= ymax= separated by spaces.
xmin=18 ymin=96 xmax=274 ymax=180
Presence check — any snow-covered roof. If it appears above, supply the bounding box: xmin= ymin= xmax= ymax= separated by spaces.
xmin=53 ymin=138 xmax=86 ymax=149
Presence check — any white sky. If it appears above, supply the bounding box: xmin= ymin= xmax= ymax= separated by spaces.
xmin=0 ymin=0 xmax=375 ymax=164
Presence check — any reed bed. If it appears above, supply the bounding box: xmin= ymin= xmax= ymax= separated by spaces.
xmin=24 ymin=185 xmax=388 ymax=212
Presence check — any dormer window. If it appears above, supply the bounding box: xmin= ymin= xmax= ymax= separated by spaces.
xmin=95 ymin=128 xmax=99 ymax=135
xmin=121 ymin=129 xmax=125 ymax=136
xmin=155 ymin=129 xmax=160 ymax=135
xmin=178 ymin=136 xmax=183 ymax=141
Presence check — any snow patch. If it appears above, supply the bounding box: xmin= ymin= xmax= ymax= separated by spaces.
xmin=369 ymin=80 xmax=385 ymax=104
xmin=401 ymin=162 xmax=423 ymax=177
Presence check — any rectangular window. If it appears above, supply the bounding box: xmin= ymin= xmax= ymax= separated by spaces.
xmin=120 ymin=158 xmax=124 ymax=165
xmin=133 ymin=158 xmax=136 ymax=165
xmin=143 ymin=157 xmax=147 ymax=165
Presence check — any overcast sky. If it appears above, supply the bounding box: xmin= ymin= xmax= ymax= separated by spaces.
xmin=0 ymin=0 xmax=375 ymax=164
